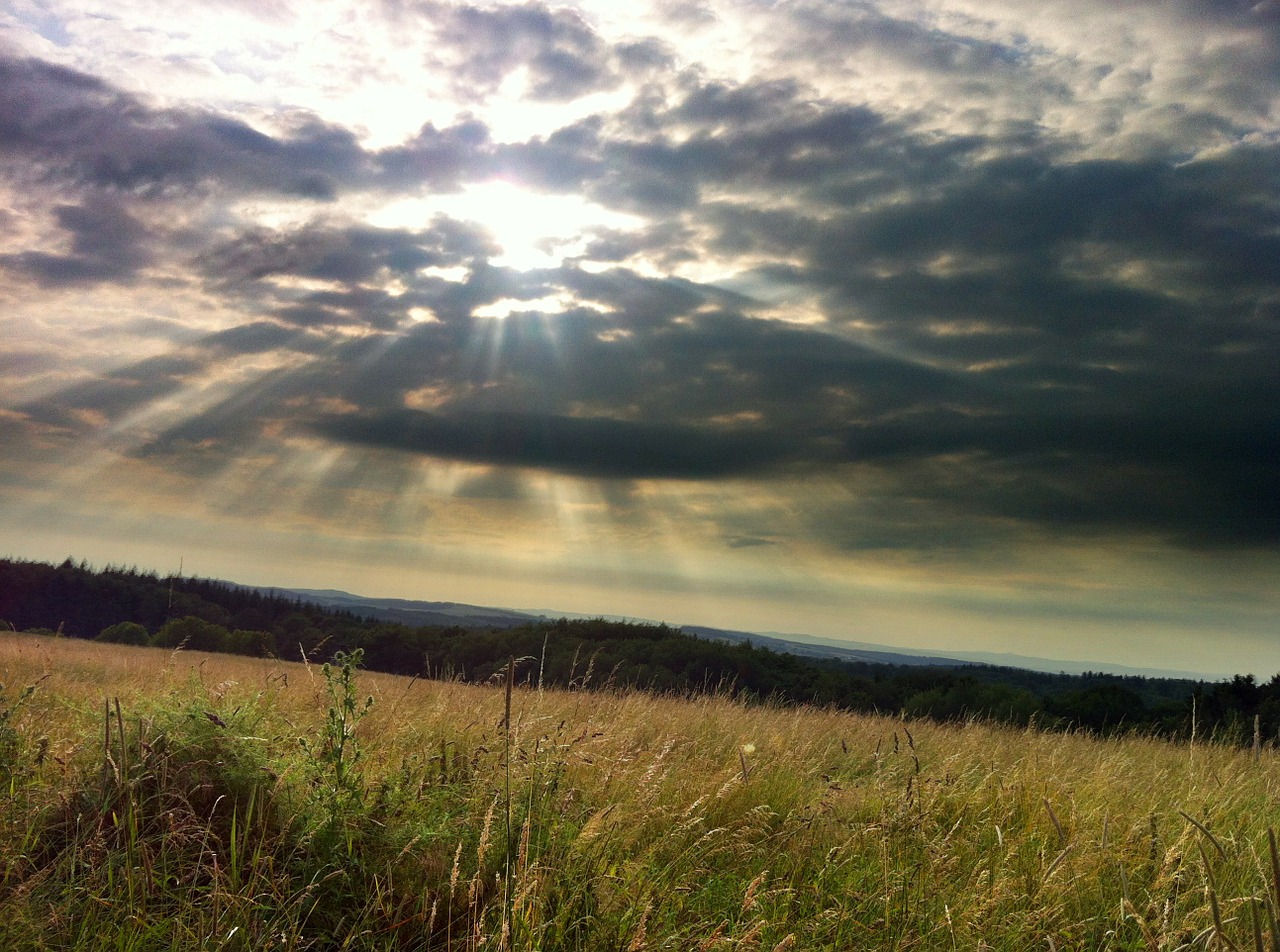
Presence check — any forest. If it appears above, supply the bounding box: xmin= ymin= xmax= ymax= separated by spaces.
xmin=2 ymin=556 xmax=1275 ymax=742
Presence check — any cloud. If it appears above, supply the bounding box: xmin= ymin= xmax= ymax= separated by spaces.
xmin=195 ymin=217 xmax=505 ymax=330
xmin=0 ymin=195 xmax=153 ymax=287
xmin=310 ymin=407 xmax=796 ymax=479
xmin=500 ymin=73 xmax=974 ymax=219
xmin=389 ymin=1 xmax=651 ymax=103
xmin=725 ymin=535 xmax=778 ymax=549
xmin=0 ymin=50 xmax=497 ymax=204
xmin=0 ymin=350 xmax=58 ymax=377
xmin=13 ymin=353 xmax=205 ymax=438
xmin=2 ymin=0 xmax=1279 ymax=582
xmin=838 ymin=405 xmax=1280 ymax=546
xmin=783 ymin=0 xmax=1032 ymax=79
xmin=372 ymin=119 xmax=493 ymax=189
xmin=200 ymin=218 xmax=498 ymax=288
xmin=0 ymin=54 xmax=369 ymax=199
xmin=199 ymin=322 xmax=325 ymax=356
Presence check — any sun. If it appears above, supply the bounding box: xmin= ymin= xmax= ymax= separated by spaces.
xmin=369 ymin=181 xmax=642 ymax=272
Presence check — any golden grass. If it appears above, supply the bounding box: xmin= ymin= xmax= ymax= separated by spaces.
xmin=2 ymin=631 xmax=1279 ymax=950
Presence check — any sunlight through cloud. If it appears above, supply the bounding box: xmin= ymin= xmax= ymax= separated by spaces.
xmin=369 ymin=182 xmax=644 ymax=271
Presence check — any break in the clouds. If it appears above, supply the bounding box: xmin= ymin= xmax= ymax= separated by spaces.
xmin=1 ymin=0 xmax=1278 ymax=675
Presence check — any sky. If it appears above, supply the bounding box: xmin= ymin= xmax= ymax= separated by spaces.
xmin=1 ymin=0 xmax=1278 ymax=677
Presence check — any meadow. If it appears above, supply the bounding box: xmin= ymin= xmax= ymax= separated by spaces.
xmin=2 ymin=632 xmax=1279 ymax=950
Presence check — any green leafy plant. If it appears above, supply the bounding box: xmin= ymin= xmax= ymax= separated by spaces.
xmin=301 ymin=649 xmax=374 ymax=804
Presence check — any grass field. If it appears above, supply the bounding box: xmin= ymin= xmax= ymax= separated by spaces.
xmin=2 ymin=632 xmax=1279 ymax=950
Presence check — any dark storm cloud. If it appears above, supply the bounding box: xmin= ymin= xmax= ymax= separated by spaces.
xmin=669 ymin=75 xmax=813 ymax=129
xmin=373 ymin=118 xmax=493 ymax=190
xmin=492 ymin=117 xmax=608 ymax=192
xmin=311 ymin=408 xmax=795 ymax=479
xmin=0 ymin=55 xmax=370 ymax=199
xmin=0 ymin=52 xmax=496 ymax=205
xmin=835 ymin=404 xmax=1280 ymax=544
xmin=6 ymin=15 xmax=1277 ymax=560
xmin=200 ymin=218 xmax=497 ymax=288
xmin=501 ymin=78 xmax=970 ymax=217
xmin=200 ymin=321 xmax=326 ymax=356
xmin=197 ymin=217 xmax=504 ymax=329
xmin=720 ymin=143 xmax=1280 ymax=547
xmin=114 ymin=110 xmax=1273 ymax=546
xmin=269 ymin=290 xmax=405 ymax=330
xmin=264 ymin=268 xmax=969 ymax=469
xmin=824 ymin=153 xmax=1280 ymax=288
xmin=577 ymin=221 xmax=699 ymax=268
xmin=496 ymin=59 xmax=1279 ymax=550
xmin=53 ymin=245 xmax=959 ymax=481
xmin=263 ymin=269 xmax=1276 ymax=546
xmin=561 ymin=69 xmax=1278 ymax=346
xmin=0 ymin=195 xmax=152 ymax=287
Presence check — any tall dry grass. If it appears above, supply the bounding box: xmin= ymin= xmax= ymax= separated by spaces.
xmin=2 ymin=631 xmax=1278 ymax=950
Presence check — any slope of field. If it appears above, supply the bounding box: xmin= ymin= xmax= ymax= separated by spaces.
xmin=1 ymin=633 xmax=1277 ymax=950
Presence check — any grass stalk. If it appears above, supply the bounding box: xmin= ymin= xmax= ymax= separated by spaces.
xmin=4 ymin=634 xmax=1280 ymax=951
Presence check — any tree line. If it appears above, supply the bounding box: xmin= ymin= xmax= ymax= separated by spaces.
xmin=2 ymin=556 xmax=1275 ymax=743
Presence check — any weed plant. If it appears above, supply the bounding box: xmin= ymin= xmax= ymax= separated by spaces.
xmin=2 ymin=632 xmax=1280 ymax=950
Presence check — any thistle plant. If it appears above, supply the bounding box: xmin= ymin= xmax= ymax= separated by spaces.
xmin=300 ymin=648 xmax=374 ymax=813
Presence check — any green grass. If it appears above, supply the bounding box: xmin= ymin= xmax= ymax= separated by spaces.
xmin=3 ymin=632 xmax=1280 ymax=950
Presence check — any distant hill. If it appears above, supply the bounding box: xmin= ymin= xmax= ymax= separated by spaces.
xmin=275 ymin=588 xmax=541 ymax=630
xmin=271 ymin=589 xmax=976 ymax=667
xmin=679 ymin=625 xmax=985 ymax=669
xmin=709 ymin=628 xmax=1224 ymax=680
xmin=269 ymin=587 xmax=1219 ymax=680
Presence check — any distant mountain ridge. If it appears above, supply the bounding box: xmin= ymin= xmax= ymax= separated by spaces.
xmin=279 ymin=588 xmax=537 ymax=630
xmin=268 ymin=587 xmax=1221 ymax=680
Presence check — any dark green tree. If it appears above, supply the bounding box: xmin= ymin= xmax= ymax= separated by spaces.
xmin=98 ymin=621 xmax=150 ymax=646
